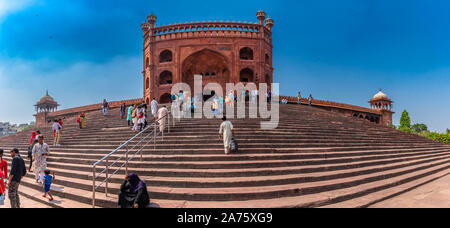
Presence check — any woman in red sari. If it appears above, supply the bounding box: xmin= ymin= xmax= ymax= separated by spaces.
xmin=0 ymin=149 xmax=8 ymax=196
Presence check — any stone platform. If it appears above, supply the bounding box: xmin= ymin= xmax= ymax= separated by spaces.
xmin=0 ymin=103 xmax=449 ymax=208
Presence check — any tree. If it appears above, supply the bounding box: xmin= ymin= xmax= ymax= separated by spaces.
xmin=447 ymin=129 xmax=450 ymax=135
xmin=411 ymin=123 xmax=428 ymax=133
xmin=399 ymin=110 xmax=411 ymax=132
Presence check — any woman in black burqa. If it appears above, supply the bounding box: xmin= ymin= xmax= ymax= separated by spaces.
xmin=118 ymin=173 xmax=150 ymax=208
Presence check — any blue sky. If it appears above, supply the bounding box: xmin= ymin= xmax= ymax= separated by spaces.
xmin=0 ymin=0 xmax=449 ymax=132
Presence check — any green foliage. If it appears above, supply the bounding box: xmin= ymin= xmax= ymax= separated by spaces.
xmin=394 ymin=109 xmax=449 ymax=144
xmin=411 ymin=123 xmax=428 ymax=133
xmin=421 ymin=131 xmax=450 ymax=145
xmin=398 ymin=125 xmax=412 ymax=133
xmin=399 ymin=110 xmax=411 ymax=132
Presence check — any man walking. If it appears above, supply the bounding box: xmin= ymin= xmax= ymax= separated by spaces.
xmin=32 ymin=135 xmax=50 ymax=184
xmin=229 ymin=91 xmax=234 ymax=108
xmin=151 ymin=98 xmax=158 ymax=119
xmin=120 ymin=103 xmax=126 ymax=119
xmin=127 ymin=104 xmax=134 ymax=126
xmin=7 ymin=148 xmax=26 ymax=208
xmin=157 ymin=105 xmax=169 ymax=133
xmin=102 ymin=99 xmax=109 ymax=116
xmin=52 ymin=120 xmax=62 ymax=147
xmin=219 ymin=116 xmax=234 ymax=155
xmin=308 ymin=94 xmax=313 ymax=106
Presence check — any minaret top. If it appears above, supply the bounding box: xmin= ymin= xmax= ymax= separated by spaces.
xmin=256 ymin=9 xmax=266 ymax=25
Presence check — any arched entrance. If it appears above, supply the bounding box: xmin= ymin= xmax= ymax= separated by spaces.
xmin=182 ymin=49 xmax=230 ymax=93
xmin=160 ymin=71 xmax=173 ymax=85
xmin=239 ymin=47 xmax=254 ymax=60
xmin=159 ymin=93 xmax=172 ymax=104
xmin=240 ymin=68 xmax=254 ymax=82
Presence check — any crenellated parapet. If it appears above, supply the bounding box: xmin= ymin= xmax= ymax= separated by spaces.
xmin=146 ymin=21 xmax=272 ymax=45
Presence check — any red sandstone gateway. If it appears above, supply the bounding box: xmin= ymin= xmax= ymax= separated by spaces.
xmin=141 ymin=10 xmax=274 ymax=104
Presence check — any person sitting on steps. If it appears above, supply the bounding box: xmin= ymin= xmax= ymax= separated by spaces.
xmin=118 ymin=173 xmax=150 ymax=208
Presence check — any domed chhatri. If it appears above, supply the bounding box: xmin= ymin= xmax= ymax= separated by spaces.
xmin=147 ymin=13 xmax=157 ymax=26
xmin=265 ymin=17 xmax=274 ymax=30
xmin=35 ymin=90 xmax=60 ymax=113
xmin=256 ymin=9 xmax=267 ymax=25
xmin=39 ymin=90 xmax=55 ymax=102
xmin=369 ymin=89 xmax=393 ymax=114
xmin=141 ymin=21 xmax=150 ymax=31
xmin=373 ymin=89 xmax=388 ymax=100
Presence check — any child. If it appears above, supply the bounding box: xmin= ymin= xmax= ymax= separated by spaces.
xmin=0 ymin=149 xmax=7 ymax=198
xmin=42 ymin=170 xmax=55 ymax=201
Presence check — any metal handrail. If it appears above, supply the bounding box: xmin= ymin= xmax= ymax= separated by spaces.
xmin=92 ymin=110 xmax=175 ymax=207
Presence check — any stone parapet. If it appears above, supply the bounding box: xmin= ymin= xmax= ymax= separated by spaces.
xmin=35 ymin=98 xmax=143 ymax=127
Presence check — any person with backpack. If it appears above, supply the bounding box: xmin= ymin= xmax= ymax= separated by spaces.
xmin=7 ymin=148 xmax=27 ymax=208
xmin=219 ymin=116 xmax=235 ymax=155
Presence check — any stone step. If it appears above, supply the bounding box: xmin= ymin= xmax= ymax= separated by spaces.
xmin=16 ymin=150 xmax=448 ymax=170
xmin=16 ymin=157 xmax=450 ymax=204
xmin=7 ymin=183 xmax=90 ymax=208
xmin=11 ymin=146 xmax=448 ymax=162
xmin=39 ymin=153 xmax=450 ymax=189
xmin=6 ymin=150 xmax=449 ymax=179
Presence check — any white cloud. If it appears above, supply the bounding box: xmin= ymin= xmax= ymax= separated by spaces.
xmin=0 ymin=56 xmax=143 ymax=124
xmin=0 ymin=0 xmax=35 ymax=20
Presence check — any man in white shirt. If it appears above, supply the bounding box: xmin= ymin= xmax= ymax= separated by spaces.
xmin=32 ymin=135 xmax=50 ymax=184
xmin=52 ymin=120 xmax=62 ymax=147
xmin=219 ymin=116 xmax=234 ymax=155
xmin=151 ymin=98 xmax=158 ymax=118
xmin=157 ymin=106 xmax=169 ymax=133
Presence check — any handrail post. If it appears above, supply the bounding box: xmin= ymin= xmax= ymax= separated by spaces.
xmin=105 ymin=158 xmax=109 ymax=197
xmin=154 ymin=123 xmax=156 ymax=150
xmin=168 ymin=112 xmax=170 ymax=133
xmin=92 ymin=165 xmax=96 ymax=208
xmin=162 ymin=118 xmax=164 ymax=141
xmin=126 ymin=145 xmax=129 ymax=174
xmin=140 ymin=131 xmax=143 ymax=162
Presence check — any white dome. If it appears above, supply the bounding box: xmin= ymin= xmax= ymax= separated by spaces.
xmin=373 ymin=90 xmax=388 ymax=99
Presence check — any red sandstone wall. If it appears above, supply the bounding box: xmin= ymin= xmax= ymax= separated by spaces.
xmin=35 ymin=98 xmax=144 ymax=127
xmin=279 ymin=95 xmax=393 ymax=126
xmin=143 ymin=22 xmax=274 ymax=104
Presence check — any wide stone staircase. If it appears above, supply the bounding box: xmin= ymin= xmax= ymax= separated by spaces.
xmin=1 ymin=104 xmax=449 ymax=208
